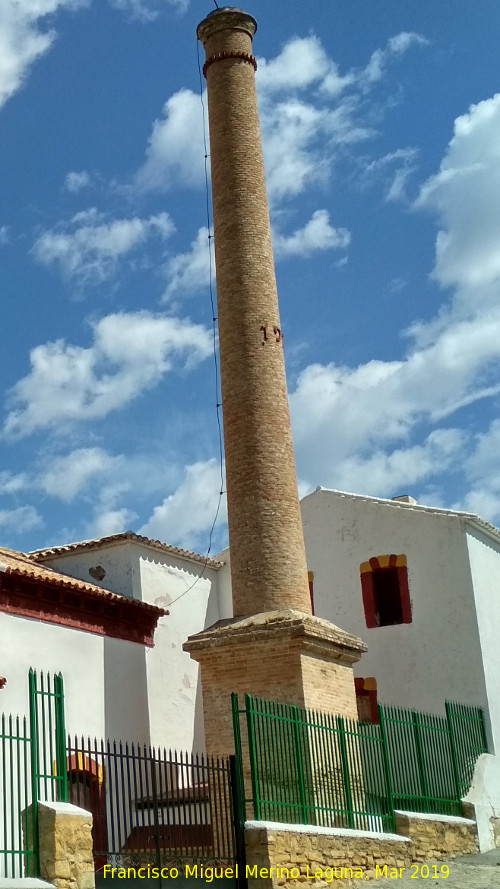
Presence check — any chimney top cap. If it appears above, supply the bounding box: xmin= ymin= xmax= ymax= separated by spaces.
xmin=392 ymin=495 xmax=418 ymax=505
xmin=197 ymin=7 xmax=257 ymax=44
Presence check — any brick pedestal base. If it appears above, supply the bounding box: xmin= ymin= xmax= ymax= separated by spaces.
xmin=184 ymin=609 xmax=366 ymax=757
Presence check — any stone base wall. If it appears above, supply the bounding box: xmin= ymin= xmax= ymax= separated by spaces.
xmin=26 ymin=801 xmax=95 ymax=889
xmin=245 ymin=812 xmax=478 ymax=888
xmin=394 ymin=811 xmax=478 ymax=861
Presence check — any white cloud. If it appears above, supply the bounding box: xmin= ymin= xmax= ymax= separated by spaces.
xmin=40 ymin=447 xmax=124 ymax=501
xmin=108 ymin=0 xmax=187 ymax=21
xmin=331 ymin=429 xmax=465 ymax=498
xmin=452 ymin=420 xmax=500 ymax=523
xmin=255 ymin=32 xmax=427 ymax=204
xmin=360 ymin=148 xmax=419 ymax=202
xmin=133 ymin=30 xmax=426 ymax=204
xmin=91 ymin=506 xmax=136 ymax=537
xmin=0 ymin=226 xmax=10 ymax=244
xmin=273 ymin=210 xmax=350 ymax=258
xmin=140 ymin=458 xmax=226 ymax=550
xmin=165 ymin=211 xmax=349 ymax=300
xmin=134 ymin=89 xmax=205 ymax=193
xmin=0 ymin=0 xmax=188 ymax=112
xmin=0 ymin=504 xmax=42 ymax=533
xmin=257 ymin=36 xmax=354 ymax=97
xmin=4 ymin=311 xmax=212 ymax=437
xmin=362 ymin=32 xmax=429 ymax=86
xmin=64 ymin=170 xmax=91 ymax=193
xmin=163 ymin=226 xmax=213 ymax=301
xmin=261 ymin=95 xmax=371 ymax=204
xmin=289 ymin=91 xmax=500 ymax=500
xmin=32 ymin=208 xmax=174 ymax=286
xmin=416 ymin=94 xmax=500 ymax=294
xmin=0 ymin=471 xmax=29 ymax=494
xmin=291 ymin=306 xmax=500 ymax=493
xmin=0 ymin=1 xmax=89 ymax=109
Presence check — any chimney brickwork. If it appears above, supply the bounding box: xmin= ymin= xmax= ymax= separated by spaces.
xmin=185 ymin=8 xmax=366 ymax=759
xmin=197 ymin=9 xmax=311 ymax=618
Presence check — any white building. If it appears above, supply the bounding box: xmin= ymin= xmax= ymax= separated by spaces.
xmin=299 ymin=488 xmax=500 ymax=754
xmin=3 ymin=494 xmax=500 ymax=852
xmin=0 ymin=533 xmax=229 ymax=750
xmin=2 ymin=492 xmax=500 ymax=757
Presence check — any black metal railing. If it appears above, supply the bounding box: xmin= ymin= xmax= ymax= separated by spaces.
xmin=66 ymin=737 xmax=237 ymax=875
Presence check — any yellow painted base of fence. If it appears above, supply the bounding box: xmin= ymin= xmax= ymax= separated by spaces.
xmin=244 ymin=810 xmax=478 ymax=888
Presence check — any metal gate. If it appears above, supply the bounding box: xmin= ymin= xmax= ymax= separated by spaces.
xmin=0 ymin=669 xmax=67 ymax=878
xmin=67 ymin=736 xmax=246 ymax=889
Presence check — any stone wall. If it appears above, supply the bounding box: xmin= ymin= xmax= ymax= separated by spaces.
xmin=245 ymin=813 xmax=478 ymax=888
xmin=394 ymin=810 xmax=478 ymax=861
xmin=34 ymin=801 xmax=95 ymax=889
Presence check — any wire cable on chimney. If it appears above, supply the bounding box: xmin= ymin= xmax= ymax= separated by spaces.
xmin=167 ymin=41 xmax=226 ymax=608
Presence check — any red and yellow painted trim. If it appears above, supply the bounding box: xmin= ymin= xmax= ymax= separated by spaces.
xmin=360 ymin=554 xmax=407 ymax=574
xmin=360 ymin=554 xmax=412 ymax=628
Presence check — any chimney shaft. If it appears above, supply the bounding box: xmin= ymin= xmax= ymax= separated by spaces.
xmin=198 ymin=8 xmax=311 ymax=617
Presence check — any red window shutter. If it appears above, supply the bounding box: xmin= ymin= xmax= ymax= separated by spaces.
xmin=361 ymin=571 xmax=377 ymax=628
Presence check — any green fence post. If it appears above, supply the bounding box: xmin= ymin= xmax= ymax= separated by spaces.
xmin=231 ymin=694 xmax=246 ymax=823
xmin=412 ymin=710 xmax=429 ymax=812
xmin=377 ymin=705 xmax=396 ymax=832
xmin=445 ymin=702 xmax=463 ymax=802
xmin=28 ymin=669 xmax=40 ymax=877
xmin=244 ymin=694 xmax=262 ymax=820
xmin=54 ymin=673 xmax=68 ymax=803
xmin=337 ymin=716 xmax=355 ymax=829
xmin=478 ymin=707 xmax=488 ymax=754
xmin=291 ymin=705 xmax=309 ymax=824
xmin=230 ymin=695 xmax=248 ymax=889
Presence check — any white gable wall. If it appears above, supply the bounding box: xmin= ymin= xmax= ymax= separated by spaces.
xmin=466 ymin=525 xmax=500 ymax=751
xmin=137 ymin=546 xmax=219 ymax=752
xmin=41 ymin=543 xmax=138 ymax=598
xmin=42 ymin=542 xmax=224 ymax=751
xmin=301 ymin=491 xmax=489 ymax=733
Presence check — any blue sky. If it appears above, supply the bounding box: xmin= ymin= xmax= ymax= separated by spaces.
xmin=2 ymin=0 xmax=500 ymax=554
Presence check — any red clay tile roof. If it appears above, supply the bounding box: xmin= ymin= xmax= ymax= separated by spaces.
xmin=0 ymin=546 xmax=165 ymax=616
xmin=29 ymin=531 xmax=224 ymax=569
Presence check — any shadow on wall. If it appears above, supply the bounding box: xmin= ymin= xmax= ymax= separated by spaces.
xmin=104 ymin=636 xmax=150 ymax=745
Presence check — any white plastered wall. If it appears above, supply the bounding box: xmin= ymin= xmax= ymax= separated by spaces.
xmin=466 ymin=525 xmax=500 ymax=753
xmin=41 ymin=543 xmax=138 ymax=599
xmin=300 ymin=490 xmax=489 ymax=719
xmin=0 ymin=611 xmax=106 ymax=738
xmin=135 ymin=545 xmax=220 ymax=752
xmin=42 ymin=541 xmax=225 ymax=751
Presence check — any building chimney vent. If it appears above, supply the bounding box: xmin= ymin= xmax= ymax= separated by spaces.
xmin=392 ymin=495 xmax=418 ymax=505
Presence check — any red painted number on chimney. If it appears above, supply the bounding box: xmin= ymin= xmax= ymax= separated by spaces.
xmin=260 ymin=325 xmax=282 ymax=343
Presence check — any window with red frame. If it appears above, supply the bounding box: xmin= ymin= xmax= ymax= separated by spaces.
xmin=360 ymin=555 xmax=412 ymax=628
xmin=355 ymin=677 xmax=379 ymax=724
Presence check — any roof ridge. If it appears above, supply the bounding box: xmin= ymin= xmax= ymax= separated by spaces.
xmin=307 ymin=487 xmax=500 ymax=542
xmin=0 ymin=549 xmax=165 ymax=613
xmin=29 ymin=530 xmax=224 ymax=568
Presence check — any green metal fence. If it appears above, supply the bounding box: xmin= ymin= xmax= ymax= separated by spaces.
xmin=233 ymin=693 xmax=487 ymax=833
xmin=29 ymin=668 xmax=68 ymax=806
xmin=0 ymin=670 xmax=67 ymax=878
xmin=0 ymin=714 xmax=37 ymax=879
xmin=233 ymin=693 xmax=396 ymax=833
xmin=379 ymin=701 xmax=487 ymax=817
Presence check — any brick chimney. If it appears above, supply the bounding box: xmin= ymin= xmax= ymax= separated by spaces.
xmin=196 ymin=7 xmax=311 ymax=618
xmin=184 ymin=7 xmax=365 ymax=757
